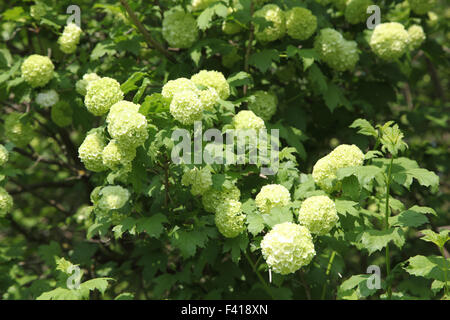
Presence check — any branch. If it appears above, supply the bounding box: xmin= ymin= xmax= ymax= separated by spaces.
xmin=119 ymin=0 xmax=176 ymax=63
xmin=243 ymin=0 xmax=254 ymax=95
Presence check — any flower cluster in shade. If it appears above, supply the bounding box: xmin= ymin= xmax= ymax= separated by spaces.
xmin=4 ymin=112 xmax=35 ymax=148
xmin=215 ymin=199 xmax=246 ymax=238
xmin=314 ymin=28 xmax=359 ymax=72
xmin=181 ymin=167 xmax=213 ymax=196
xmin=247 ymin=91 xmax=277 ymax=121
xmin=298 ymin=195 xmax=338 ymax=235
xmin=255 ymin=184 xmax=291 ymax=215
xmin=36 ymin=90 xmax=59 ymax=107
xmin=97 ymin=185 xmax=130 ymax=211
xmin=162 ymin=9 xmax=199 ymax=48
xmin=312 ymin=144 xmax=365 ymax=192
xmin=0 ymin=145 xmax=13 ymax=217
xmin=84 ymin=77 xmax=124 ymax=116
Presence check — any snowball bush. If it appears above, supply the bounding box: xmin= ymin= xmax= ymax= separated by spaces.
xmin=298 ymin=195 xmax=338 ymax=235
xmin=21 ymin=54 xmax=54 ymax=88
xmin=215 ymin=199 xmax=246 ymax=238
xmin=255 ymin=184 xmax=291 ymax=214
xmin=58 ymin=23 xmax=82 ymax=54
xmin=85 ymin=77 xmax=124 ymax=116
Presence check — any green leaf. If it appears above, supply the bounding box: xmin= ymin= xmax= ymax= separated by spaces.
xmin=37 ymin=288 xmax=80 ymax=300
xmin=115 ymin=292 xmax=134 ymax=300
xmin=223 ymin=233 xmax=249 ymax=263
xmin=112 ymin=217 xmax=136 ymax=239
xmin=404 ymin=255 xmax=449 ymax=282
xmin=337 ymin=274 xmax=377 ymax=299
xmin=335 ymin=200 xmax=359 ymax=217
xmin=286 ymin=46 xmax=319 ymax=71
xmin=324 ymin=83 xmax=350 ymax=112
xmin=337 ymin=166 xmax=383 ymax=186
xmin=419 ymin=229 xmax=450 ymax=249
xmin=120 ymin=71 xmax=145 ymax=94
xmin=227 ymin=71 xmax=253 ymax=87
xmin=197 ymin=3 xmax=228 ymax=30
xmin=358 ymin=228 xmax=405 ymax=255
xmin=38 ymin=241 xmax=62 ymax=266
xmin=262 ymin=206 xmax=293 ymax=228
xmin=136 ymin=213 xmax=168 ymax=238
xmin=350 ymin=119 xmax=378 ymax=138
xmin=90 ymin=40 xmax=117 ymax=60
xmin=341 ymin=175 xmax=360 ymax=200
xmin=171 ymin=230 xmax=211 ymax=258
xmin=389 ymin=206 xmax=433 ymax=228
xmin=249 ymin=49 xmax=280 ymax=73
xmin=246 ymin=211 xmax=265 ymax=236
xmin=308 ymin=64 xmax=327 ymax=94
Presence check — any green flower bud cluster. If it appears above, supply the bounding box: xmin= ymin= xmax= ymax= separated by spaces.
xmin=102 ymin=139 xmax=137 ymax=170
xmin=298 ymin=195 xmax=338 ymax=235
xmin=76 ymin=73 xmax=101 ymax=96
xmin=21 ymin=54 xmax=54 ymax=88
xmin=261 ymin=222 xmax=315 ymax=275
xmin=170 ymin=90 xmax=204 ymax=125
xmin=312 ymin=144 xmax=364 ymax=192
xmin=0 ymin=187 xmax=13 ymax=217
xmin=314 ymin=28 xmax=359 ymax=71
xmin=247 ymin=91 xmax=277 ymax=121
xmin=4 ymin=112 xmax=35 ymax=147
xmin=232 ymin=110 xmax=265 ymax=130
xmin=0 ymin=145 xmax=9 ymax=167
xmin=345 ymin=0 xmax=374 ymax=25
xmin=191 ymin=70 xmax=230 ymax=100
xmin=215 ymin=199 xmax=246 ymax=238
xmin=285 ymin=7 xmax=317 ymax=40
xmin=36 ymin=89 xmax=59 ymax=107
xmin=58 ymin=23 xmax=82 ymax=54
xmin=202 ymin=185 xmax=241 ymax=213
xmin=191 ymin=0 xmax=218 ymax=11
xmin=84 ymin=77 xmax=124 ymax=116
xmin=255 ymin=184 xmax=291 ymax=215
xmin=51 ymin=101 xmax=73 ymax=127
xmin=181 ymin=167 xmax=213 ymax=196
xmin=407 ymin=0 xmax=436 ymax=15
xmin=254 ymin=4 xmax=286 ymax=43
xmin=369 ymin=22 xmax=410 ymax=61
xmin=162 ymin=10 xmax=198 ymax=49
xmin=97 ymin=185 xmax=130 ymax=211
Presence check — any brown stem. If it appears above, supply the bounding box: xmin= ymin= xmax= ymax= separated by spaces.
xmin=119 ymin=0 xmax=176 ymax=63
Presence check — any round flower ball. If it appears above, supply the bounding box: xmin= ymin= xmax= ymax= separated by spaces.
xmin=102 ymin=139 xmax=137 ymax=170
xmin=215 ymin=199 xmax=246 ymax=238
xmin=21 ymin=54 xmax=54 ymax=88
xmin=330 ymin=144 xmax=365 ymax=168
xmin=97 ymin=185 xmax=130 ymax=211
xmin=202 ymin=185 xmax=241 ymax=213
xmin=162 ymin=10 xmax=198 ymax=49
xmin=36 ymin=90 xmax=59 ymax=107
xmin=161 ymin=78 xmax=198 ymax=100
xmin=76 ymin=73 xmax=101 ymax=96
xmin=0 ymin=187 xmax=13 ymax=216
xmin=198 ymin=87 xmax=219 ymax=112
xmin=407 ymin=0 xmax=436 ymax=15
xmin=408 ymin=25 xmax=426 ymax=50
xmin=345 ymin=0 xmax=373 ymax=24
xmin=254 ymin=4 xmax=286 ymax=43
xmin=298 ymin=195 xmax=338 ymax=235
xmin=58 ymin=23 xmax=82 ymax=54
xmin=107 ymin=101 xmax=148 ymax=148
xmin=261 ymin=222 xmax=315 ymax=275
xmin=255 ymin=184 xmax=291 ymax=214
xmin=4 ymin=112 xmax=35 ymax=147
xmin=369 ymin=22 xmax=410 ymax=61
xmin=232 ymin=110 xmax=265 ymax=130
xmin=78 ymin=130 xmax=108 ymax=172
xmin=181 ymin=167 xmax=213 ymax=196
xmin=85 ymin=77 xmax=123 ymax=116
xmin=314 ymin=28 xmax=359 ymax=71
xmin=191 ymin=70 xmax=230 ymax=100
xmin=0 ymin=144 xmax=9 ymax=167
xmin=51 ymin=101 xmax=73 ymax=127
xmin=222 ymin=20 xmax=242 ymax=35
xmin=169 ymin=90 xmax=204 ymax=125
xmin=285 ymin=7 xmax=317 ymax=40
xmin=248 ymin=91 xmax=277 ymax=121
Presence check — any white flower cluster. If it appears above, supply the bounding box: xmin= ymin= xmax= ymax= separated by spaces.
xmin=0 ymin=187 xmax=13 ymax=217
xmin=312 ymin=144 xmax=364 ymax=192
xmin=202 ymin=185 xmax=241 ymax=213
xmin=408 ymin=25 xmax=426 ymax=50
xmin=21 ymin=54 xmax=54 ymax=88
xmin=285 ymin=7 xmax=317 ymax=40
xmin=261 ymin=222 xmax=315 ymax=275
xmin=84 ymin=77 xmax=124 ymax=116
xmin=255 ymin=184 xmax=291 ymax=215
xmin=345 ymin=0 xmax=374 ymax=24
xmin=36 ymin=89 xmax=59 ymax=107
xmin=78 ymin=130 xmax=108 ymax=172
xmin=162 ymin=70 xmax=228 ymax=125
xmin=76 ymin=73 xmax=101 ymax=96
xmin=369 ymin=22 xmax=410 ymax=61
xmin=298 ymin=195 xmax=338 ymax=235
xmin=58 ymin=23 xmax=82 ymax=54
xmin=232 ymin=110 xmax=265 ymax=130
xmin=181 ymin=167 xmax=213 ymax=196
